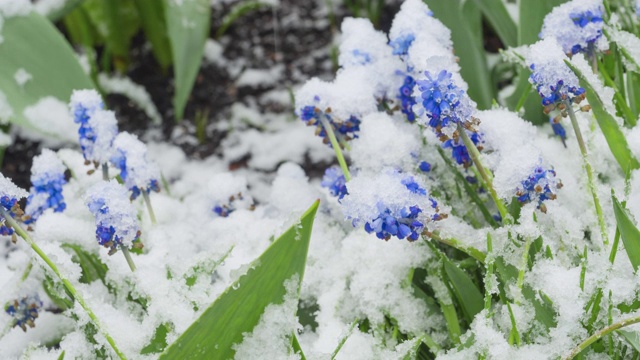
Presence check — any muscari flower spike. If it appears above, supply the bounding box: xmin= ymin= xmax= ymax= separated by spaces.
xmin=415 ymin=70 xmax=476 ymax=133
xmin=0 ymin=174 xmax=28 ymax=241
xmin=70 ymin=90 xmax=119 ymax=165
xmin=515 ymin=165 xmax=562 ymax=213
xmin=110 ymin=132 xmax=161 ymax=200
xmin=85 ymin=181 xmax=141 ymax=255
xmin=5 ymin=295 xmax=43 ymax=331
xmin=342 ymin=171 xmax=445 ymax=241
xmin=389 ymin=33 xmax=415 ymax=56
xmin=24 ymin=150 xmax=67 ymax=224
xmin=299 ymin=103 xmax=361 ymax=149
xmin=397 ymin=74 xmax=417 ymax=122
xmin=539 ymin=0 xmax=604 ymax=56
xmin=321 ymin=166 xmax=348 ymax=200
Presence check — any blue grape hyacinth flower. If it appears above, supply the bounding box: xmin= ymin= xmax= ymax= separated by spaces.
xmin=25 ymin=150 xmax=67 ymax=224
xmin=0 ymin=174 xmax=28 ymax=239
xmin=515 ymin=165 xmax=562 ymax=213
xmin=397 ymin=74 xmax=417 ymax=122
xmin=321 ymin=166 xmax=348 ymax=200
xmin=70 ymin=90 xmax=119 ymax=165
xmin=5 ymin=295 xmax=43 ymax=331
xmin=299 ymin=104 xmax=361 ymax=149
xmin=389 ymin=33 xmax=415 ymax=56
xmin=539 ymin=0 xmax=605 ymax=56
xmin=85 ymin=181 xmax=141 ymax=255
xmin=415 ymin=70 xmax=475 ymax=132
xmin=110 ymin=132 xmax=161 ymax=200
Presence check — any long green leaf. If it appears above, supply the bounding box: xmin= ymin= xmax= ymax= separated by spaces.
xmin=424 ymin=0 xmax=493 ymax=109
xmin=443 ymin=259 xmax=484 ymax=322
xmin=612 ymin=194 xmax=640 ymax=272
xmin=470 ymin=0 xmax=517 ymax=47
xmin=133 ymin=0 xmax=173 ymax=71
xmin=0 ymin=13 xmax=94 ymax=134
xmin=618 ymin=330 xmax=640 ymax=352
xmin=159 ymin=200 xmax=319 ymax=359
xmin=163 ymin=0 xmax=211 ymax=121
xmin=565 ymin=60 xmax=640 ymax=172
xmin=518 ymin=0 xmax=567 ymax=46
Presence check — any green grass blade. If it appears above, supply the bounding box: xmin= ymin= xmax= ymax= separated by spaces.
xmin=612 ymin=193 xmax=640 ymax=272
xmin=159 ymin=200 xmax=319 ymax=359
xmin=291 ymin=333 xmax=307 ymax=360
xmin=0 ymin=13 xmax=94 ymax=134
xmin=133 ymin=0 xmax=172 ymax=71
xmin=164 ymin=0 xmax=211 ymax=121
xmin=141 ymin=323 xmax=170 ymax=355
xmin=443 ymin=258 xmax=484 ymax=322
xmin=216 ymin=1 xmax=268 ymax=39
xmin=424 ymin=0 xmax=494 ymax=109
xmin=565 ymin=60 xmax=640 ymax=172
xmin=518 ymin=0 xmax=567 ymax=46
xmin=470 ymin=0 xmax=517 ymax=47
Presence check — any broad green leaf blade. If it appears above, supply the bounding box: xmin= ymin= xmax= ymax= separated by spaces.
xmin=618 ymin=330 xmax=640 ymax=352
xmin=424 ymin=0 xmax=494 ymax=109
xmin=470 ymin=0 xmax=517 ymax=47
xmin=0 ymin=13 xmax=94 ymax=134
xmin=133 ymin=0 xmax=173 ymax=71
xmin=566 ymin=60 xmax=640 ymax=172
xmin=159 ymin=200 xmax=319 ymax=359
xmin=442 ymin=259 xmax=483 ymax=322
xmin=164 ymin=0 xmax=211 ymax=121
xmin=612 ymin=194 xmax=640 ymax=271
xmin=518 ymin=0 xmax=567 ymax=46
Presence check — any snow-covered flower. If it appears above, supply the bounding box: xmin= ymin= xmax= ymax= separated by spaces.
xmin=85 ymin=181 xmax=141 ymax=255
xmin=24 ymin=150 xmax=67 ymax=224
xmin=415 ymin=70 xmax=476 ymax=133
xmin=342 ymin=170 xmax=444 ymax=241
xmin=515 ymin=165 xmax=562 ymax=212
xmin=5 ymin=295 xmax=43 ymax=331
xmin=527 ymin=38 xmax=586 ymax=107
xmin=298 ymin=105 xmax=361 ymax=149
xmin=321 ymin=166 xmax=348 ymax=200
xmin=213 ymin=192 xmax=249 ymax=217
xmin=442 ymin=131 xmax=483 ymax=168
xmin=0 ymin=174 xmax=28 ymax=238
xmin=389 ymin=33 xmax=415 ymax=56
xmin=69 ymin=89 xmax=103 ymax=128
xmin=539 ymin=0 xmax=606 ymax=56
xmin=110 ymin=132 xmax=160 ymax=200
xmin=70 ymin=90 xmax=119 ymax=164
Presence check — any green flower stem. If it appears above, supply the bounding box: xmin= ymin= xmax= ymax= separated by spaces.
xmin=425 ymin=232 xmax=486 ymax=264
xmin=516 ymin=237 xmax=532 ymax=302
xmin=484 ymin=233 xmax=494 ymax=316
xmin=102 ymin=163 xmax=109 ymax=181
xmin=142 ymin=191 xmax=157 ymax=224
xmin=457 ymin=124 xmax=510 ymax=224
xmin=121 ymin=247 xmax=136 ymax=272
xmin=565 ymin=101 xmax=608 ymax=245
xmin=319 ymin=116 xmax=351 ymax=181
xmin=1 ymin=208 xmax=127 ymax=360
xmin=563 ymin=314 xmax=640 ymax=360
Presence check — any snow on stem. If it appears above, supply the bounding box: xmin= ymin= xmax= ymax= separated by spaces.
xmin=563 ymin=314 xmax=640 ymax=360
xmin=564 ymin=100 xmax=608 ymax=245
xmin=0 ymin=207 xmax=127 ymax=360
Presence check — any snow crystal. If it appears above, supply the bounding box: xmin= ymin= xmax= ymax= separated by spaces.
xmin=236 ymin=65 xmax=284 ymax=87
xmin=13 ymin=68 xmax=31 ymax=87
xmin=97 ymin=74 xmax=162 ymax=125
xmin=84 ymin=109 xmax=119 ymax=164
xmin=338 ymin=17 xmax=390 ymax=68
xmin=0 ymin=172 xmax=28 ymax=199
xmin=111 ymin=131 xmax=160 ymax=192
xmin=203 ymin=39 xmax=225 ymax=66
xmin=23 ymin=96 xmax=77 ymax=143
xmin=233 ymin=275 xmax=302 ymax=360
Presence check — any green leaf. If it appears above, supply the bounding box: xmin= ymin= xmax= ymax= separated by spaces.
xmin=424 ymin=0 xmax=494 ymax=109
xmin=291 ymin=333 xmax=307 ymax=360
xmin=141 ymin=323 xmax=171 ymax=355
xmin=618 ymin=330 xmax=640 ymax=352
xmin=517 ymin=0 xmax=567 ymax=46
xmin=43 ymin=275 xmax=73 ymax=311
xmin=163 ymin=0 xmax=211 ymax=121
xmin=565 ymin=60 xmax=640 ymax=172
xmin=159 ymin=200 xmax=319 ymax=359
xmin=612 ymin=193 xmax=640 ymax=271
xmin=56 ymin=350 xmax=66 ymax=360
xmin=470 ymin=0 xmax=517 ymax=47
xmin=216 ymin=1 xmax=268 ymax=39
xmin=0 ymin=13 xmax=95 ymax=135
xmin=61 ymin=244 xmax=108 ymax=284
xmin=133 ymin=0 xmax=172 ymax=71
xmin=442 ymin=258 xmax=484 ymax=322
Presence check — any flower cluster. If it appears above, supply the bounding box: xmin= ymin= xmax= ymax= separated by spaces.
xmin=85 ymin=181 xmax=141 ymax=255
xmin=539 ymin=0 xmax=605 ymax=56
xmin=111 ymin=132 xmax=161 ymax=200
xmin=299 ymin=105 xmax=361 ymax=149
xmin=527 ymin=38 xmax=586 ymax=109
xmin=321 ymin=166 xmax=348 ymax=200
xmin=0 ymin=174 xmax=28 ymax=239
xmin=70 ymin=90 xmax=119 ymax=165
xmin=342 ymin=170 xmax=444 ymax=241
xmin=5 ymin=295 xmax=43 ymax=331
xmin=416 ymin=70 xmax=475 ymax=132
xmin=213 ymin=193 xmax=250 ymax=217
xmin=389 ymin=33 xmax=415 ymax=56
xmin=24 ymin=150 xmax=67 ymax=224
xmin=515 ymin=165 xmax=562 ymax=212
